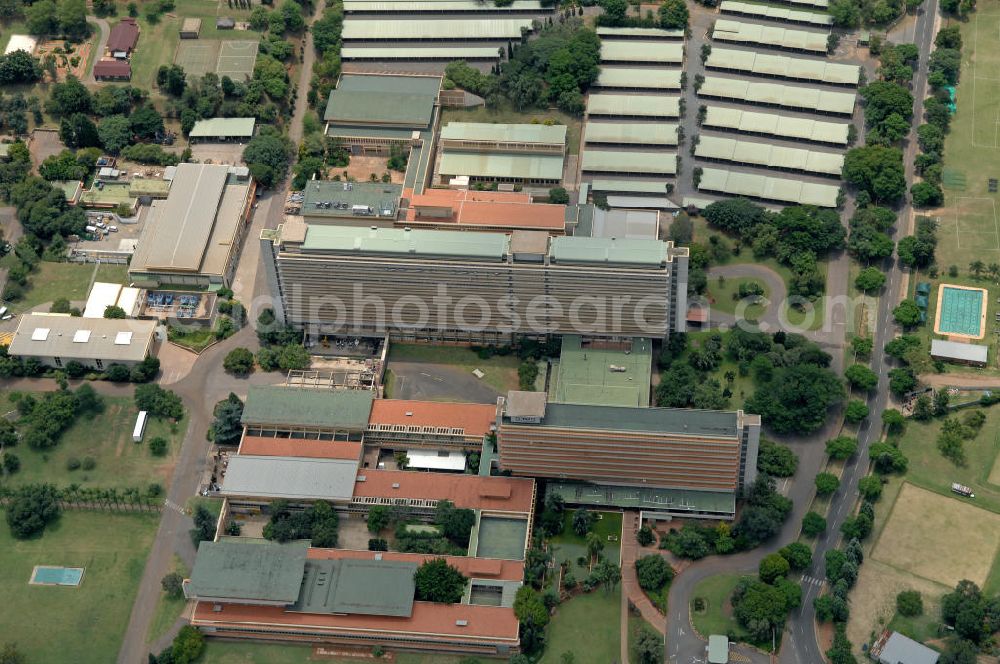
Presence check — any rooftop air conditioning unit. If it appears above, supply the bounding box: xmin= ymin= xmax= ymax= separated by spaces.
xmin=456 ymin=620 xmax=468 ymax=627
xmin=391 ymin=483 xmax=400 ymax=489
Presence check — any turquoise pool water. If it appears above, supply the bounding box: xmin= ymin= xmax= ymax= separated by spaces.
xmin=938 ymin=286 xmax=984 ymax=336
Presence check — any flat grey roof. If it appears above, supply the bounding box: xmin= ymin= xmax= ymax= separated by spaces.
xmin=441 ymin=122 xmax=566 ymax=144
xmin=707 ymin=47 xmax=859 ymax=84
xmin=241 ymin=386 xmax=375 ymax=429
xmin=438 ymin=151 xmax=565 ymax=180
xmin=591 ymin=207 xmax=659 ymax=239
xmin=587 ymin=93 xmax=681 ymax=118
xmin=695 ymin=134 xmax=844 ymax=175
xmin=221 ymin=455 xmax=359 ymax=501
xmin=189 ymin=117 xmax=256 ymax=138
xmin=532 ymin=402 xmax=741 ymax=438
xmin=600 ymin=40 xmax=683 ymax=63
xmin=713 ymin=19 xmax=828 ymax=52
xmin=585 ymin=122 xmax=679 ymax=145
xmin=698 ymin=167 xmax=840 ymax=207
xmin=342 ymin=18 xmax=533 ymax=39
xmin=581 ymin=150 xmax=678 ymax=175
xmin=877 ymin=632 xmax=940 ymax=664
xmin=721 ymin=1 xmax=833 ymax=25
xmin=698 ymin=76 xmax=856 ymax=114
xmin=301 ymin=180 xmax=402 ymax=219
xmin=595 ymin=68 xmax=682 ymax=90
xmin=703 ymin=106 xmax=850 ymax=144
xmin=590 ymin=179 xmax=671 ymax=194
xmin=187 ymin=540 xmax=309 ymax=604
xmin=292 ymin=559 xmax=417 ymax=617
xmin=8 ymin=313 xmax=156 ymax=364
xmin=931 ymin=339 xmax=989 ymax=363
xmin=297 ymin=224 xmax=511 ymax=260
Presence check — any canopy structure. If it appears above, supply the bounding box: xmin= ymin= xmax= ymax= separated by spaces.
xmin=698 ymin=167 xmax=840 ymax=207
xmin=695 ymin=135 xmax=844 ymax=176
xmin=702 ymin=106 xmax=850 ymax=145
xmin=698 ymin=76 xmax=856 ymax=115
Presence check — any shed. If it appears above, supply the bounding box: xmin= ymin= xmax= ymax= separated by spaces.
xmin=180 ymin=18 xmax=202 ymax=38
xmin=188 ymin=117 xmax=257 ymax=142
xmin=708 ymin=635 xmax=729 ymax=663
xmin=94 ymin=59 xmax=131 ymax=81
xmin=875 ymin=632 xmax=939 ymax=664
xmin=216 ymin=17 xmax=236 ymax=29
xmin=930 ymin=339 xmax=988 ymax=367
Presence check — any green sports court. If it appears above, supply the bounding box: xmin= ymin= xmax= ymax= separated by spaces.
xmin=549 ymin=335 xmax=652 ymax=407
xmin=173 ymin=39 xmax=258 ymax=78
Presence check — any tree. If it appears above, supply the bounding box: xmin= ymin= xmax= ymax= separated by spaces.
xmin=149 ymin=436 xmax=167 ymax=456
xmin=869 ymin=442 xmax=908 ymax=473
xmin=893 ymin=299 xmax=922 ymax=327
xmin=635 ymin=554 xmax=674 ymax=591
xmin=434 ymin=500 xmax=476 ymax=547
xmin=98 ymin=114 xmax=132 ymax=154
xmin=658 ymin=0 xmax=689 ymax=29
xmin=593 ymin=559 xmax=622 ymax=593
xmin=156 ymin=64 xmax=187 ymax=96
xmin=826 ymin=625 xmax=857 ymax=664
xmin=883 ymin=408 xmax=906 ymax=433
xmin=0 ymin=643 xmax=25 ymax=664
xmin=26 ymin=0 xmax=58 ymax=35
xmin=586 ymin=530 xmax=605 ymax=560
xmin=861 ymin=80 xmax=914 ymax=126
xmin=844 ymin=399 xmax=870 ymax=423
xmin=911 ymin=181 xmax=944 ymax=208
xmin=633 ymin=624 xmax=663 ymax=664
xmin=843 ymin=145 xmax=907 ymax=203
xmin=102 ymin=304 xmax=126 ymax=319
xmin=0 ymin=50 xmax=42 ymax=85
xmin=129 ymin=105 xmax=164 ymax=140
xmin=779 ymin=542 xmax=813 ymax=571
xmin=572 ymin=507 xmax=594 ymax=536
xmin=830 ymin=0 xmax=861 ymax=26
xmin=548 ymin=187 xmax=569 ymax=204
xmin=208 ymin=393 xmax=243 ymax=446
xmin=367 ymin=505 xmax=391 ymax=533
xmin=802 ymin=511 xmax=826 ymax=537
xmin=637 ymin=525 xmax=655 ymax=547
xmin=190 ymin=504 xmax=216 ymax=545
xmin=897 ymin=589 xmax=924 ymax=616
xmin=134 ymin=384 xmax=184 ymax=419
xmin=414 ymin=558 xmax=466 ymax=603
xmin=59 ymin=113 xmax=99 ymax=148
xmin=939 ymin=639 xmax=978 ymax=664
xmin=6 ymin=484 xmax=61 ymax=538
xmin=46 ymin=76 xmax=92 ymax=116
xmin=223 ymin=347 xmax=255 ymax=376
xmin=57 ymin=0 xmax=89 ymax=39
xmin=171 ymin=626 xmax=205 ymax=664
xmin=756 ymin=439 xmax=798 ymax=477
xmin=855 ymin=267 xmax=887 ymax=292
xmin=161 ymin=572 xmax=184 ymax=598
xmin=889 ymin=367 xmax=918 ymax=396
xmin=746 ymin=363 xmax=844 ymax=435
xmin=243 ymin=132 xmax=293 ymax=188
xmin=845 ymin=364 xmax=878 ymax=392
xmin=826 ymin=436 xmax=858 ymax=460
xmin=759 ymin=552 xmax=791 ymax=583
xmin=731 ymin=578 xmax=791 ymax=642
xmin=815 ymin=472 xmax=840 ymax=496
xmin=858 ymin=474 xmax=883 ymax=500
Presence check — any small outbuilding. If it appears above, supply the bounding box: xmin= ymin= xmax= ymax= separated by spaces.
xmin=188 ymin=117 xmax=256 ymax=143
xmin=180 ymin=18 xmax=202 ymax=38
xmin=94 ymin=59 xmax=132 ymax=80
xmin=930 ymin=339 xmax=989 ymax=367
xmin=873 ymin=631 xmax=939 ymax=664
xmin=216 ymin=17 xmax=236 ymax=29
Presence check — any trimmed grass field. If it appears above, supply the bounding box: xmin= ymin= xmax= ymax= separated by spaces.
xmin=387 ymin=342 xmax=522 ymax=394
xmin=871 ymin=483 xmax=1000 ymax=587
xmin=690 ymin=573 xmax=749 ymax=641
xmin=549 ymin=510 xmax=622 ymax=582
xmin=707 ymin=274 xmax=769 ymax=319
xmin=441 ymin=106 xmax=583 ymax=156
xmin=539 ymin=588 xmax=622 ymax=663
xmin=935 ymin=10 xmax=1000 ymax=269
xmin=3 ymin=261 xmax=128 ymax=312
xmin=1 ymin=393 xmax=187 ymax=491
xmin=0 ymin=510 xmax=159 ymax=664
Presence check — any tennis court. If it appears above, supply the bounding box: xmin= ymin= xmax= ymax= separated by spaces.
xmin=550 ymin=335 xmax=652 ymax=407
xmin=173 ymin=39 xmax=257 ymax=78
xmin=216 ymin=40 xmax=258 ymax=78
xmin=29 ymin=566 xmax=85 ymax=587
xmin=934 ymin=284 xmax=987 ymax=339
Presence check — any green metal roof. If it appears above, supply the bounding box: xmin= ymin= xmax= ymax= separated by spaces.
xmin=708 ymin=635 xmax=730 ymax=663
xmin=438 ymin=151 xmax=565 ymax=179
xmin=189 ymin=117 xmax=256 ymax=138
xmin=186 ymin=540 xmax=308 ymax=603
xmin=547 ymin=481 xmax=736 ymax=515
xmin=441 ymin=122 xmax=567 ymax=144
xmin=698 ymin=167 xmax=840 ymax=207
xmin=299 ymin=225 xmax=511 ymax=260
xmin=601 ymin=40 xmax=683 ymax=63
xmin=587 ymin=93 xmax=681 ymax=118
xmin=535 ymin=402 xmax=740 ymax=437
xmin=707 ymin=46 xmax=858 ymax=84
xmin=342 ymin=18 xmax=533 ymax=39
xmin=721 ymin=0 xmax=831 ymax=25
xmin=241 ymin=386 xmax=375 ymax=428
xmin=695 ymin=135 xmax=844 ymax=175
xmin=596 ymin=26 xmax=684 ymax=38
xmin=589 ymin=179 xmax=671 ymax=194
xmin=292 ymin=559 xmax=417 ymax=616
xmin=342 ymin=46 xmax=502 ymax=59
xmin=581 ymin=150 xmax=678 ymax=175
xmin=585 ymin=122 xmax=679 ymax=145
xmin=549 ymin=235 xmax=667 ymax=266
xmin=324 ymin=74 xmax=440 ymax=127
xmin=595 ymin=68 xmax=682 ymax=89
xmin=702 ymin=106 xmax=850 ymax=144
xmin=713 ymin=19 xmax=828 ymax=52
xmin=325 ymin=125 xmax=418 ymax=141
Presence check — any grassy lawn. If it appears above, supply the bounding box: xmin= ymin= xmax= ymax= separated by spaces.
xmin=707 ymin=273 xmax=769 ymax=319
xmin=2 ymin=261 xmax=128 ymax=312
xmin=0 ymin=510 xmax=159 ymax=664
xmin=549 ymin=510 xmax=623 ymax=582
xmin=441 ymin=105 xmax=583 ymax=155
xmin=887 ymin=607 xmax=942 ymax=645
xmin=387 ymin=342 xmax=522 ymax=394
xmin=147 ymin=556 xmax=189 ymax=645
xmin=201 ymin=642 xmax=500 ymax=664
xmin=540 ymin=589 xmax=622 ymax=663
xmin=0 ymin=19 xmax=28 ymax=52
xmin=167 ymin=327 xmax=218 ymax=353
xmin=690 ymin=573 xmax=749 ymax=641
xmin=1 ymin=393 xmax=187 ymax=491
xmin=659 ymin=329 xmax=755 ymax=409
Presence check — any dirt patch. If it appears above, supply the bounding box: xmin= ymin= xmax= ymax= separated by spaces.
xmin=28 ymin=129 xmax=66 ymax=167
xmin=337 ymin=156 xmax=405 ymax=185
xmin=872 ymin=483 xmax=1000 ymax=587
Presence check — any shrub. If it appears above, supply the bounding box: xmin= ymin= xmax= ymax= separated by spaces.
xmin=149 ymin=436 xmax=168 ymax=456
xmin=81 ymin=456 xmax=95 ymax=470
xmin=66 ymin=456 xmax=81 ymax=471
xmin=896 ymin=589 xmax=923 ymax=616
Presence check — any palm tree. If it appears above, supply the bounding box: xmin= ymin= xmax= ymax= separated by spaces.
xmin=969 ymin=260 xmax=986 ymax=279
xmin=989 ymin=263 xmax=1000 ymax=282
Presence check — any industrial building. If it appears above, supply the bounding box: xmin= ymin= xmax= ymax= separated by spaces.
xmin=697 ymin=167 xmax=840 ymax=207
xmin=128 ymin=163 xmax=255 ymax=288
xmin=299 ymin=180 xmax=403 ymax=225
xmin=261 ymin=220 xmax=690 ymax=341
xmin=706 ymin=47 xmax=860 ymax=85
xmin=7 ymin=313 xmax=157 ymax=369
xmin=497 ymin=391 xmax=761 ymax=518
xmin=712 ymin=19 xmax=829 ymax=53
xmin=188 ymin=118 xmax=256 ymax=143
xmin=701 ymin=106 xmax=851 ymax=145
xmin=584 ymin=123 xmax=679 ymax=147
xmin=720 ymin=0 xmax=833 ymax=25
xmin=697 ymin=76 xmax=856 ymax=115
xmin=694 ymin=135 xmax=844 ymax=177
xmin=344 ymin=0 xmax=544 ymax=13
xmin=435 ymin=122 xmax=567 ymax=186
xmin=586 ymin=94 xmax=681 ymax=119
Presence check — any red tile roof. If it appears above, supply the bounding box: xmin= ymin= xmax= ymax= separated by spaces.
xmin=93 ymin=59 xmax=131 ymax=79
xmin=353 ymin=469 xmax=534 ymax=513
xmin=238 ymin=436 xmax=362 ymax=460
xmin=368 ymin=399 xmax=497 ymax=438
xmin=401 ymin=188 xmax=566 ymax=232
xmin=107 ymin=18 xmax=139 ymax=53
xmin=306 ymin=547 xmax=524 ymax=581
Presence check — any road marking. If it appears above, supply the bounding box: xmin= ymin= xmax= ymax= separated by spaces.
xmin=164 ymin=498 xmax=186 ymax=515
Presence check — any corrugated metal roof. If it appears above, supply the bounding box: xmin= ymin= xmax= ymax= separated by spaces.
xmin=587 ymin=93 xmax=681 ymax=117
xmin=441 ymin=122 xmax=566 ymax=144
xmin=600 ymin=40 xmax=683 ymax=63
xmin=585 ymin=122 xmax=678 ymax=145
xmin=536 ymin=402 xmax=740 ymax=436
xmin=695 ymin=135 xmax=844 ymax=175
xmin=581 ymin=150 xmax=678 ymax=175
xmin=342 ymin=18 xmax=533 ymax=39
xmin=323 ymin=74 xmax=440 ymax=127
xmin=438 ymin=151 xmax=564 ymax=179
xmin=596 ymin=26 xmax=685 ymax=38
xmin=590 ymin=179 xmax=670 ymax=193
xmin=549 ymin=235 xmax=667 ymax=265
xmin=189 ymin=117 xmax=256 ymax=138
xmin=221 ymin=455 xmax=360 ymax=500
xmin=721 ymin=1 xmax=832 ymax=24
xmin=707 ymin=47 xmax=858 ymax=84
xmin=877 ymin=632 xmax=942 ymax=664
xmin=342 ymin=46 xmax=501 ymax=59
xmin=8 ymin=313 xmax=156 ymax=363
xmin=595 ymin=67 xmax=682 ymax=89
xmin=293 ymin=559 xmax=417 ymax=617
xmin=931 ymin=339 xmax=989 ymax=363
xmin=713 ymin=19 xmax=828 ymax=51
xmin=345 ymin=0 xmax=541 ymax=10
xmin=298 ymin=224 xmax=511 ymax=260
xmin=698 ymin=76 xmax=855 ymax=114
xmin=186 ymin=540 xmax=308 ymax=603
xmin=698 ymin=167 xmax=840 ymax=207
xmin=242 ymin=386 xmax=375 ymax=429
xmin=703 ymin=106 xmax=849 ymax=144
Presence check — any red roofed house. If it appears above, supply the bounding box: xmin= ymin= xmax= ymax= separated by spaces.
xmin=93 ymin=59 xmax=131 ymax=81
xmin=106 ymin=18 xmax=139 ymax=59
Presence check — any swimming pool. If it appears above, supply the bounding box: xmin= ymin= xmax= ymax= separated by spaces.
xmin=29 ymin=566 xmax=85 ymax=586
xmin=935 ymin=284 xmax=987 ymax=339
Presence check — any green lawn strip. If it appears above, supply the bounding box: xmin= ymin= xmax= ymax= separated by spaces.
xmin=627 ymin=611 xmax=663 ymax=662
xmin=549 ymin=510 xmax=623 ymax=582
xmin=440 ymin=105 xmax=583 ymax=156
xmin=887 ymin=608 xmax=943 ymax=645
xmin=0 ymin=510 xmax=159 ymax=664
xmin=147 ymin=556 xmax=190 ymax=645
xmin=0 ymin=20 xmax=28 ymax=52
xmin=187 ymin=496 xmax=224 ymax=518
xmin=706 ymin=273 xmax=769 ymax=319
xmin=983 ymin=543 xmax=1000 ymax=596
xmin=201 ymin=642 xmax=498 ymax=664
xmin=8 ymin=262 xmax=127 ymax=312
xmin=168 ymin=328 xmax=218 ymax=353
xmin=3 ymin=394 xmax=186 ymax=490
xmin=690 ymin=572 xmax=751 ymax=641
xmin=540 ymin=589 xmax=622 ymax=663
xmin=889 ymin=407 xmax=1000 ymax=515
xmin=387 ymin=343 xmax=521 ymax=394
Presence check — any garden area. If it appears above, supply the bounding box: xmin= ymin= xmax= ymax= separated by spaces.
xmin=691 ymin=573 xmax=749 ymax=640
xmin=0 ymin=259 xmax=127 ymax=312
xmin=0 ymin=510 xmax=159 ymax=664
xmin=539 ymin=589 xmax=621 ymax=664
xmin=548 ymin=510 xmax=622 ymax=583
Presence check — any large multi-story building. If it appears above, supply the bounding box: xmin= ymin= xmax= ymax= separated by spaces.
xmin=261 ymin=220 xmax=689 ymax=342
xmin=496 ymin=391 xmax=761 ymax=519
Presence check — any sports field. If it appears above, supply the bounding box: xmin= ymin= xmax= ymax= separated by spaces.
xmin=936 ymin=9 xmax=1000 ymax=268
xmin=550 ymin=335 xmax=652 ymax=407
xmin=872 ymin=483 xmax=1000 ymax=587
xmin=174 ymin=39 xmax=258 ymax=78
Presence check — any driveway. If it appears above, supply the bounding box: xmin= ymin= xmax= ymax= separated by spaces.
xmin=83 ymin=16 xmax=110 ymax=84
